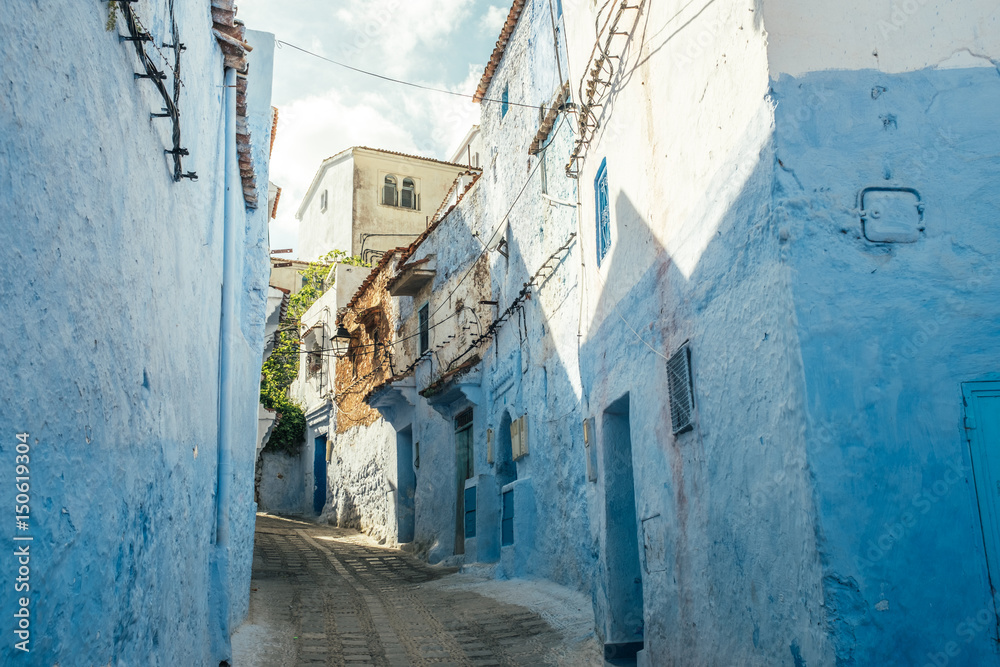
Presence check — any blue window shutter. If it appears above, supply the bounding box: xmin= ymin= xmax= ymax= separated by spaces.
xmin=595 ymin=158 xmax=610 ymax=266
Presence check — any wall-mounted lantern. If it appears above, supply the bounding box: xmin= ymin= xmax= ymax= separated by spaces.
xmin=331 ymin=325 xmax=353 ymax=358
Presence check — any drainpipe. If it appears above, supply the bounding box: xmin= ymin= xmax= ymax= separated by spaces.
xmin=213 ymin=65 xmax=238 ymax=658
xmin=218 ymin=66 xmax=237 ymax=550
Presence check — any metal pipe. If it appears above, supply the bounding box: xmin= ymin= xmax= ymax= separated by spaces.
xmin=216 ymin=67 xmax=238 ymax=548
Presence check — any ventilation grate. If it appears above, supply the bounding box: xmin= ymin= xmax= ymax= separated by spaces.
xmin=666 ymin=343 xmax=694 ymax=434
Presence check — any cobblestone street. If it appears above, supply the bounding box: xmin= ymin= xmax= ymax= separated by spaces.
xmin=232 ymin=514 xmax=603 ymax=667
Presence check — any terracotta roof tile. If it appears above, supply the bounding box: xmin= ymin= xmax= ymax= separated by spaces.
xmin=339 ymin=146 xmax=481 ymax=172
xmin=473 ymin=0 xmax=527 ymax=103
xmin=397 ymin=173 xmax=481 ymax=266
xmin=343 ymin=249 xmax=402 ymax=312
xmin=212 ymin=1 xmax=260 ymax=208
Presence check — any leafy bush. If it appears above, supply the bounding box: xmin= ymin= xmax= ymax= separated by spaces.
xmin=260 ymin=250 xmax=368 ymax=455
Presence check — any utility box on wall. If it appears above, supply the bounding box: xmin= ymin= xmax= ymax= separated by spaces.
xmin=859 ymin=187 xmax=925 ymax=243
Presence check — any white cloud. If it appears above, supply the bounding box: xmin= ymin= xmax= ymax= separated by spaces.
xmin=241 ymin=0 xmax=500 ymax=256
xmin=479 ymin=5 xmax=508 ymax=36
xmin=333 ymin=0 xmax=476 ymax=76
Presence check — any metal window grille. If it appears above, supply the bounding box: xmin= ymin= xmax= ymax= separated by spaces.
xmin=418 ymin=304 xmax=429 ymax=353
xmin=455 ymin=408 xmax=474 ymax=430
xmin=464 ymin=486 xmax=477 ymax=539
xmin=501 ymin=489 xmax=514 ymax=546
xmin=666 ymin=343 xmax=694 ymax=434
xmin=595 ymin=158 xmax=610 ymax=266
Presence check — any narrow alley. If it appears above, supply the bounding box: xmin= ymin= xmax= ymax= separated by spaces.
xmin=232 ymin=515 xmax=603 ymax=667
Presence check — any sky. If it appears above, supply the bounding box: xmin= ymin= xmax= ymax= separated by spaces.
xmin=238 ymin=0 xmax=510 ymax=258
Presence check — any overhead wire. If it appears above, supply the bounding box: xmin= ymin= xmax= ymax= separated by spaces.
xmin=275 ymin=39 xmax=546 ymax=110
xmin=426 ymin=114 xmax=569 ymax=325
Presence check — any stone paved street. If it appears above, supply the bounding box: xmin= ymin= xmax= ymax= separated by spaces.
xmin=232 ymin=514 xmax=602 ymax=667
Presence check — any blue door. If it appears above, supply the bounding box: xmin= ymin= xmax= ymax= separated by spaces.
xmin=313 ymin=435 xmax=327 ymax=515
xmin=965 ymin=381 xmax=1000 ymax=619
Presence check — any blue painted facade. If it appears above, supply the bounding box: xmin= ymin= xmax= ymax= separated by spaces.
xmin=318 ymin=2 xmax=1000 ymax=666
xmin=0 ymin=3 xmax=273 ymax=665
xmin=777 ymin=65 xmax=1000 ymax=665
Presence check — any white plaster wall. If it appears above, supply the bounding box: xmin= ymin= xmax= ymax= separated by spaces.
xmin=269 ymin=260 xmax=310 ymax=294
xmin=563 ymin=0 xmax=831 ymax=662
xmin=291 ymin=288 xmax=338 ymax=414
xmin=324 ymin=420 xmax=397 ymax=543
xmin=762 ymin=0 xmax=1000 ymax=76
xmin=298 ymin=149 xmax=469 ymax=262
xmin=297 ymin=154 xmax=354 ymax=260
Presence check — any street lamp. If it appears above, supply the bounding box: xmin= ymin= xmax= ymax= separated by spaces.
xmin=331 ymin=325 xmax=353 ymax=358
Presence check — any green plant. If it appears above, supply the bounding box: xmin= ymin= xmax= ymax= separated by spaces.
xmin=260 ymin=250 xmax=368 ymax=455
xmin=105 ymin=1 xmax=118 ymax=31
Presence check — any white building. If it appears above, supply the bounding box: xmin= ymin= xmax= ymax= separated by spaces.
xmin=295 ymin=146 xmax=479 ymax=264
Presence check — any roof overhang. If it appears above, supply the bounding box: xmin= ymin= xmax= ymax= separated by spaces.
xmin=388 ymin=257 xmax=436 ymax=297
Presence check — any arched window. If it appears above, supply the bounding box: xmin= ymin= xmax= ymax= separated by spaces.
xmin=401 ymin=177 xmax=417 ymax=209
xmin=382 ymin=175 xmax=397 ymax=206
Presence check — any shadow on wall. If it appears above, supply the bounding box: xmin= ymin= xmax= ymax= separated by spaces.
xmin=579 ymin=66 xmax=1000 ymax=661
xmin=578 ymin=148 xmax=823 ymax=659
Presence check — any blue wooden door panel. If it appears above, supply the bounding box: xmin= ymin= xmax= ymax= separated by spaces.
xmin=964 ymin=381 xmax=1000 ymax=616
xmin=314 ymin=435 xmax=327 ymax=515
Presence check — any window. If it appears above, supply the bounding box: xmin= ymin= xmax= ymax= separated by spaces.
xmin=307 ymin=347 xmax=322 ymax=377
xmin=595 ymin=158 xmax=611 ymax=266
xmin=501 ymin=489 xmax=514 ymax=546
xmin=418 ymin=303 xmax=429 ymax=354
xmin=320 ymin=189 xmax=328 ymax=212
xmin=401 ymin=177 xmax=417 ymax=210
xmin=501 ymin=84 xmax=509 ymax=118
xmin=382 ymin=175 xmax=398 ymax=206
xmin=666 ymin=342 xmax=695 ymax=434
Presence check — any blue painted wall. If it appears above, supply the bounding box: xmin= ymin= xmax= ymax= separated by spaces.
xmin=775 ymin=65 xmax=1000 ymax=665
xmin=0 ymin=3 xmax=272 ymax=664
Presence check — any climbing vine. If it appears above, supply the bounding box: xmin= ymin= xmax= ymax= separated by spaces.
xmin=261 ymin=250 xmax=369 ymax=455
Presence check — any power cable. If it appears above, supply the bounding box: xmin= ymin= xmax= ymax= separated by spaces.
xmin=275 ymin=39 xmax=546 ymax=110
xmin=426 ymin=114 xmax=569 ymax=324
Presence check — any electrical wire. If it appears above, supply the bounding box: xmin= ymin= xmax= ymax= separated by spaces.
xmin=426 ymin=114 xmax=569 ymax=324
xmin=276 ymin=39 xmax=545 ymax=110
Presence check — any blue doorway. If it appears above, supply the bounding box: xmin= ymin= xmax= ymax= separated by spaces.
xmin=313 ymin=434 xmax=327 ymax=514
xmin=396 ymin=426 xmax=416 ymax=543
xmin=602 ymin=393 xmax=644 ymax=661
